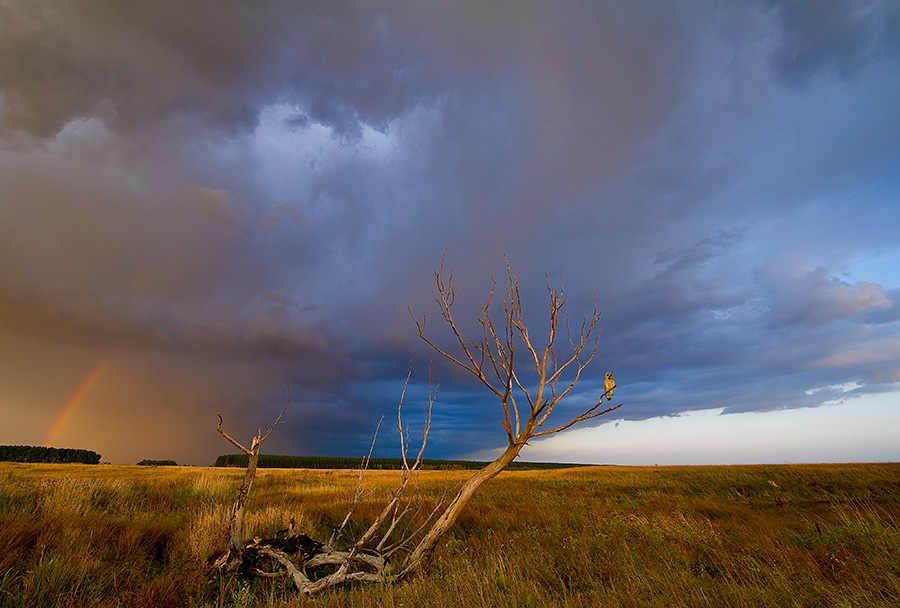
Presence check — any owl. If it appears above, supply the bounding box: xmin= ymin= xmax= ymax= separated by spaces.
xmin=603 ymin=372 xmax=615 ymax=401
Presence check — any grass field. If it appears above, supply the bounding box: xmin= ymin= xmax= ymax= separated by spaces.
xmin=1 ymin=461 xmax=898 ymax=607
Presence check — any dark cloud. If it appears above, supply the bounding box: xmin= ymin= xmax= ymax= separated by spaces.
xmin=0 ymin=1 xmax=898 ymax=464
xmin=0 ymin=1 xmax=264 ymax=138
xmin=765 ymin=0 xmax=900 ymax=84
xmin=762 ymin=266 xmax=893 ymax=327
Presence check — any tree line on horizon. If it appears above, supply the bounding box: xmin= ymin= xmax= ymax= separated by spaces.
xmin=0 ymin=444 xmax=101 ymax=464
xmin=212 ymin=453 xmax=586 ymax=471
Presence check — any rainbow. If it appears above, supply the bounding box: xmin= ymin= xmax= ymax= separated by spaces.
xmin=44 ymin=359 xmax=109 ymax=447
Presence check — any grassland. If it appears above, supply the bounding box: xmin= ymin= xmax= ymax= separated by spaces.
xmin=1 ymin=462 xmax=898 ymax=607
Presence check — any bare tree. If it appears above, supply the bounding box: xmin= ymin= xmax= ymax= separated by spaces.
xmin=214 ymin=393 xmax=290 ymax=572
xmin=401 ymin=257 xmax=620 ymax=574
xmin=212 ymin=258 xmax=621 ymax=592
xmin=214 ymin=374 xmax=438 ymax=595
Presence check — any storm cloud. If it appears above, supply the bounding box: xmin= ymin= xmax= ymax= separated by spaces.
xmin=1 ymin=0 xmax=898 ymax=464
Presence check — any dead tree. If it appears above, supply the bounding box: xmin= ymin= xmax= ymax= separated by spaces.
xmin=400 ymin=257 xmax=621 ymax=575
xmin=214 ymin=395 xmax=289 ymax=572
xmin=214 ymin=374 xmax=437 ymax=595
xmin=213 ymin=258 xmax=621 ymax=592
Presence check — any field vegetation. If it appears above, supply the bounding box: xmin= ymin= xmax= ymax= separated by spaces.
xmin=1 ymin=461 xmax=898 ymax=607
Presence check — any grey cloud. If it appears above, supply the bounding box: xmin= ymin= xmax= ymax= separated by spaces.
xmin=0 ymin=1 xmax=421 ymax=140
xmin=762 ymin=266 xmax=894 ymax=327
xmin=615 ymin=228 xmax=750 ymax=332
xmin=765 ymin=0 xmax=900 ymax=85
xmin=0 ymin=286 xmax=347 ymax=373
xmin=1 ymin=2 xmax=898 ymax=463
xmin=0 ymin=1 xmax=266 ymax=139
xmin=652 ymin=229 xmax=747 ymax=275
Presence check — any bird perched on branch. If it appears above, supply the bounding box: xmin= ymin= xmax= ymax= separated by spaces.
xmin=603 ymin=372 xmax=615 ymax=401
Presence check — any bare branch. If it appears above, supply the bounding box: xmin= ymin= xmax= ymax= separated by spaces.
xmin=259 ymin=385 xmax=292 ymax=443
xmin=411 ymin=367 xmax=435 ymax=469
xmin=216 ymin=413 xmax=252 ymax=456
xmin=397 ymin=367 xmax=412 ymax=468
xmin=257 ymin=547 xmax=312 ymax=589
xmin=330 ymin=414 xmax=385 ymax=548
xmin=532 ymin=402 xmax=623 ymax=437
xmin=375 ymin=500 xmax=410 ymax=553
xmin=216 ymin=385 xmax=292 ymax=456
xmin=409 ymin=258 xmax=508 ymax=401
xmin=381 ymin=496 xmax=445 ymax=558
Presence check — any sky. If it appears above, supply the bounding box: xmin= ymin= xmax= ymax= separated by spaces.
xmin=1 ymin=0 xmax=898 ymax=466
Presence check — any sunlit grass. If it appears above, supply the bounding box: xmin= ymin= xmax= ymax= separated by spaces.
xmin=1 ymin=462 xmax=898 ymax=607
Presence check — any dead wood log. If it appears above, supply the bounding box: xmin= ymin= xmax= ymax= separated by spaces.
xmin=213 ymin=374 xmax=431 ymax=593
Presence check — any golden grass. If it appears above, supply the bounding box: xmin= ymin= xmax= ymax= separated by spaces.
xmin=0 ymin=462 xmax=898 ymax=607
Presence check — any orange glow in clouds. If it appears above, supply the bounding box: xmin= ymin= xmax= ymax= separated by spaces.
xmin=43 ymin=359 xmax=109 ymax=447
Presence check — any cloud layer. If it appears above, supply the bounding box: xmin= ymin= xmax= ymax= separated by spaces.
xmin=1 ymin=1 xmax=898 ymax=464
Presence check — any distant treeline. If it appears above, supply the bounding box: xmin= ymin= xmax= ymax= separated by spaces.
xmin=213 ymin=454 xmax=586 ymax=471
xmin=136 ymin=459 xmax=178 ymax=466
xmin=0 ymin=445 xmax=101 ymax=464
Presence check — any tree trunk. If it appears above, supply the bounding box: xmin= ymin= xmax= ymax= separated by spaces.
xmin=225 ymin=443 xmax=260 ymax=571
xmin=401 ymin=443 xmax=522 ymax=576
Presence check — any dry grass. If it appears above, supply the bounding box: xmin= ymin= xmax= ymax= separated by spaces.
xmin=1 ymin=462 xmax=898 ymax=607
